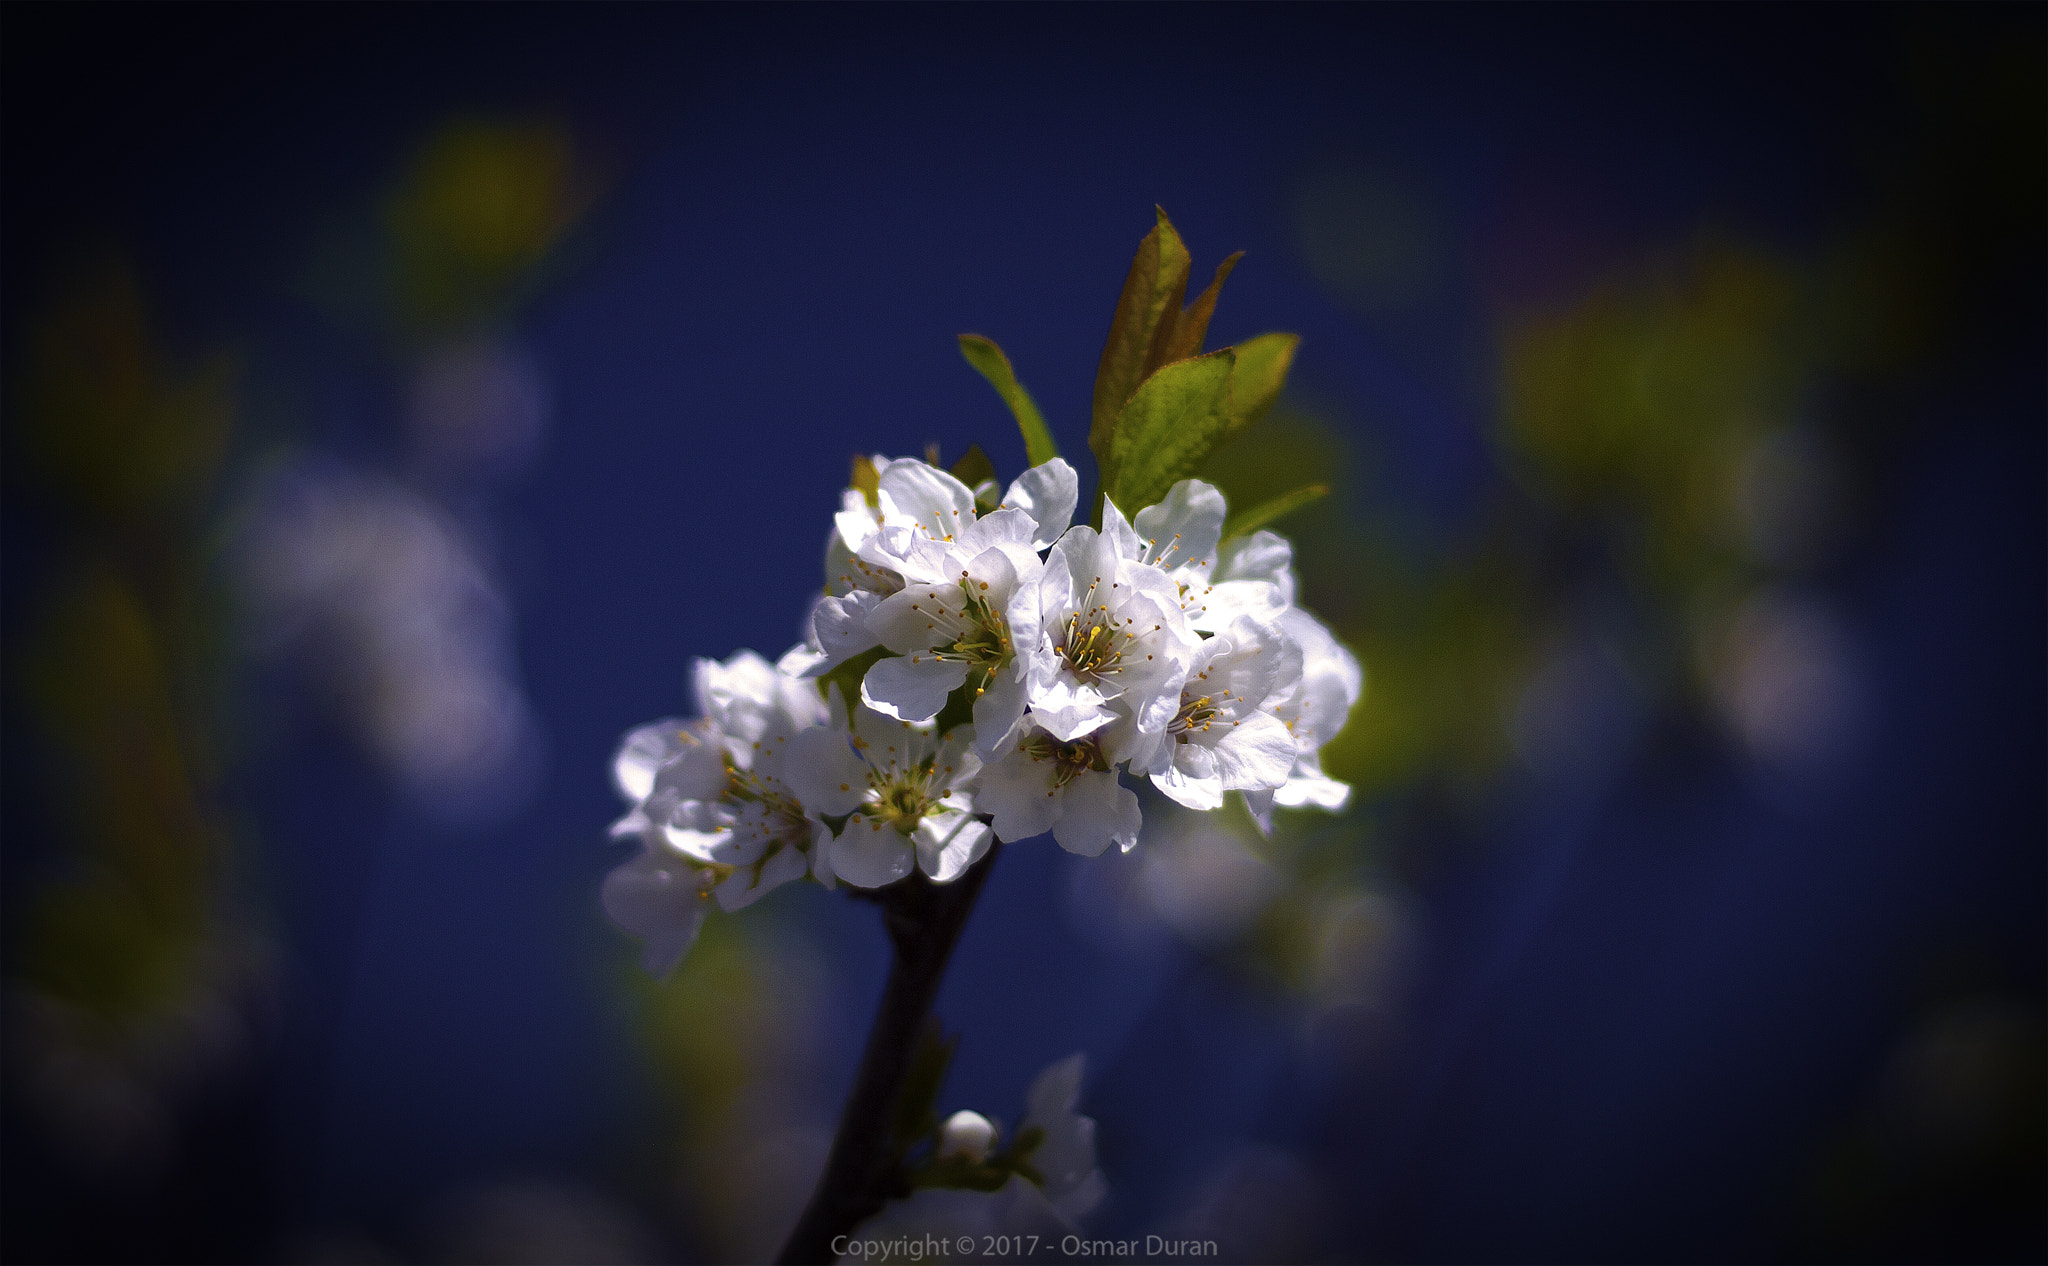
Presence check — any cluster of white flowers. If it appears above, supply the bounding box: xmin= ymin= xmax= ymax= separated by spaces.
xmin=603 ymin=455 xmax=1361 ymax=973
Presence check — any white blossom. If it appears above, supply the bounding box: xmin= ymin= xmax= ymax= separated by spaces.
xmin=785 ymin=702 xmax=989 ymax=886
xmin=975 ymin=720 xmax=1144 ymax=857
xmin=1021 ymin=522 xmax=1198 ymax=744
xmin=610 ymin=444 xmax=1360 ymax=963
xmin=604 ymin=651 xmax=832 ymax=970
xmin=1101 ymin=479 xmax=1292 ymax=633
xmin=858 ymin=506 xmax=1043 ymax=757
xmin=840 ymin=1053 xmax=1104 ymax=1259
xmin=1200 ymin=528 xmax=1297 ymax=631
xmin=1126 ymin=614 xmax=1301 ymax=811
xmin=781 ymin=458 xmax=1077 ymax=680
xmin=1020 ymin=1054 xmax=1106 ymax=1221
xmin=1243 ymin=608 xmax=1363 ymax=826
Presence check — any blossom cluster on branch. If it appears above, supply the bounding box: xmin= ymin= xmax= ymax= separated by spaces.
xmin=603 ymin=452 xmax=1359 ymax=974
xmin=604 ymin=208 xmax=1361 ymax=978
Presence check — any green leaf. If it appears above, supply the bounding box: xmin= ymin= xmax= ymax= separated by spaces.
xmin=817 ymin=645 xmax=889 ymax=715
xmin=950 ymin=442 xmax=998 ymax=491
xmin=958 ymin=334 xmax=1058 ymax=467
xmin=1104 ymin=347 xmax=1237 ymax=517
xmin=1221 ymin=331 xmax=1298 ymax=441
xmin=1090 ymin=208 xmax=1192 ymax=472
xmin=1150 ymin=250 xmax=1243 ymax=371
xmin=1222 ymin=481 xmax=1330 ymax=540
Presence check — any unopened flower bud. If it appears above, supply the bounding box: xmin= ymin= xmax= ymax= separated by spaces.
xmin=936 ymin=1109 xmax=996 ymax=1162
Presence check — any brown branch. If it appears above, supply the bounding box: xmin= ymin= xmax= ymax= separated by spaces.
xmin=775 ymin=842 xmax=1003 ymax=1265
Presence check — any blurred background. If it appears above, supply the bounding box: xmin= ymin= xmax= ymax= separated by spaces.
xmin=3 ymin=5 xmax=2041 ymax=1263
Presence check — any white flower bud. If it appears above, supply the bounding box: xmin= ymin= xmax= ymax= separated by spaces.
xmin=936 ymin=1110 xmax=997 ymax=1163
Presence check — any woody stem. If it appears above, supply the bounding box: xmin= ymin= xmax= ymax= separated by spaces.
xmin=774 ymin=841 xmax=1003 ymax=1265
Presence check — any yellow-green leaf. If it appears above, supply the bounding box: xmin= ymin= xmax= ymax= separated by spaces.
xmin=1091 ymin=207 xmax=1191 ymax=463
xmin=818 ymin=645 xmax=889 ymax=714
xmin=1151 ymin=250 xmax=1243 ymax=371
xmin=850 ymin=453 xmax=880 ymax=507
xmin=958 ymin=334 xmax=1058 ymax=466
xmin=1222 ymin=331 xmax=1299 ymax=441
xmin=1212 ymin=327 xmax=1294 ymax=446
xmin=1222 ymin=481 xmax=1329 ymax=540
xmin=1105 ymin=347 xmax=1237 ymax=516
xmin=950 ymin=442 xmax=997 ymax=490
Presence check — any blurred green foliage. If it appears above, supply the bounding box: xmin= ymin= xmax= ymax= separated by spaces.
xmin=9 ymin=258 xmax=244 ymax=1033
xmin=310 ymin=117 xmax=594 ymax=348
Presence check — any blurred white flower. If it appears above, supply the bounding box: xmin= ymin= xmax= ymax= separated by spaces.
xmin=238 ymin=460 xmax=538 ymax=810
xmin=843 ymin=1053 xmax=1105 ymax=1261
xmin=604 ymin=651 xmax=833 ymax=973
xmin=1019 ymin=1054 xmax=1106 ymax=1221
xmin=1244 ymin=608 xmax=1363 ymax=827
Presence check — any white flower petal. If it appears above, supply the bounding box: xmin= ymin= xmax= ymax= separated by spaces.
xmin=1132 ymin=478 xmax=1226 ymax=573
xmin=830 ymin=818 xmax=916 ymax=888
xmin=877 ymin=460 xmax=976 ymax=542
xmin=608 ymin=805 xmax=651 ymax=841
xmin=867 ymin=587 xmax=941 ymax=655
xmin=612 ymin=719 xmax=688 ymax=803
xmin=957 ymin=506 xmax=1038 ymax=557
xmin=601 ymin=850 xmax=710 ymax=976
xmin=809 ymin=819 xmax=837 ymax=889
xmin=1214 ymin=529 xmax=1296 ymax=600
xmin=861 ymin=654 xmax=970 ymax=723
xmin=1050 ymin=769 xmax=1140 ymax=857
xmin=1023 ymin=1053 xmax=1105 ymax=1218
xmin=914 ymin=809 xmax=992 ymax=883
xmin=1192 ymin=579 xmax=1288 ymax=633
xmin=716 ymin=843 xmax=808 ymax=911
xmin=777 ymin=641 xmax=831 ymax=677
xmin=1154 ymin=744 xmax=1224 ymax=811
xmin=665 ymin=822 xmax=754 ymax=866
xmin=976 ymin=749 xmax=1060 ymax=843
xmin=1212 ymin=710 xmax=1299 ymax=791
xmin=784 ymin=726 xmax=871 ymax=816
xmin=1098 ymin=493 xmax=1144 ymax=560
xmin=1274 ymin=771 xmax=1352 ymax=811
xmin=1002 ymin=457 xmax=1079 ymax=550
xmin=802 ymin=589 xmax=887 ymax=672
xmin=653 ymin=740 xmax=728 ymax=803
xmin=1241 ymin=788 xmax=1277 ymax=835
xmin=969 ymin=662 xmax=1029 ymax=760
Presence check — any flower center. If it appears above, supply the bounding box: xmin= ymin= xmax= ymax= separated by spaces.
xmin=723 ymin=764 xmax=811 ymax=846
xmin=865 ymin=761 xmax=937 ymax=833
xmin=909 ymin=574 xmax=1014 ymax=690
xmin=1021 ymin=733 xmax=1109 ymax=788
xmin=1057 ymin=577 xmax=1126 ymax=680
xmin=1168 ymin=676 xmax=1239 ymax=743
